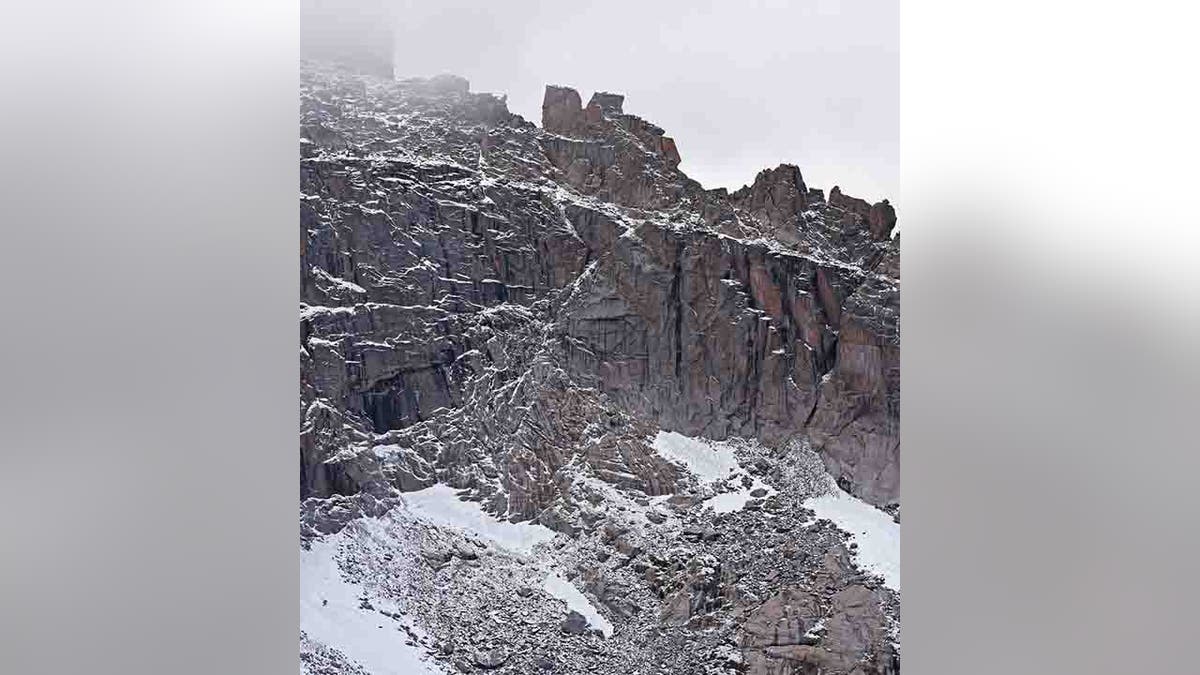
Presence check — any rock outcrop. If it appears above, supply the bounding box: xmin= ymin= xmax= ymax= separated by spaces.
xmin=300 ymin=67 xmax=899 ymax=510
xmin=299 ymin=60 xmax=900 ymax=675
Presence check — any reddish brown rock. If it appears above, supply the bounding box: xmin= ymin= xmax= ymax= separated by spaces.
xmin=740 ymin=582 xmax=898 ymax=675
xmin=660 ymin=136 xmax=681 ymax=167
xmin=868 ymin=200 xmax=897 ymax=240
xmin=587 ymin=91 xmax=625 ymax=113
xmin=299 ymin=60 xmax=899 ymax=675
xmin=584 ymin=101 xmax=603 ymax=124
xmin=542 ymin=84 xmax=586 ymax=135
xmin=740 ymin=588 xmax=823 ymax=650
xmin=831 ymin=185 xmax=897 ymax=241
xmin=301 ymin=66 xmax=899 ymax=517
xmin=731 ymin=164 xmax=809 ymax=244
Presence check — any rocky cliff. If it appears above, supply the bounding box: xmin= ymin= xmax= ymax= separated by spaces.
xmin=300 ymin=61 xmax=900 ymax=675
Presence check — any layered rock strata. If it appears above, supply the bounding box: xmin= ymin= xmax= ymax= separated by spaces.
xmin=300 ymin=60 xmax=900 ymax=675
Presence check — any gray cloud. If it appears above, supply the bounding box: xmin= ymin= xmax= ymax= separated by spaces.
xmin=385 ymin=0 xmax=898 ymax=202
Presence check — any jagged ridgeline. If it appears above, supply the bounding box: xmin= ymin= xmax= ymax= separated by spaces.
xmin=301 ymin=66 xmax=897 ymax=513
xmin=300 ymin=55 xmax=899 ymax=675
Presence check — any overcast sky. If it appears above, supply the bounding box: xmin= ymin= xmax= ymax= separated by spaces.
xmin=386 ymin=0 xmax=897 ymax=203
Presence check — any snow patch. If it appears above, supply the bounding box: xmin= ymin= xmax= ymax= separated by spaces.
xmin=312 ymin=266 xmax=367 ymax=294
xmin=654 ymin=431 xmax=778 ymax=514
xmin=804 ymin=486 xmax=900 ymax=592
xmin=702 ymin=476 xmax=776 ymax=514
xmin=542 ymin=573 xmax=614 ymax=638
xmin=402 ymin=483 xmax=556 ymax=556
xmin=301 ymin=533 xmax=444 ymax=674
xmin=652 ymin=431 xmax=741 ymax=484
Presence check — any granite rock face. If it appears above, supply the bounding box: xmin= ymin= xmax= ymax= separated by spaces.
xmin=300 ymin=61 xmax=899 ymax=674
xmin=300 ymin=68 xmax=899 ymax=510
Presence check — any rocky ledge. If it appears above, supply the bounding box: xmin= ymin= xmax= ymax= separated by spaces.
xmin=300 ymin=61 xmax=900 ymax=674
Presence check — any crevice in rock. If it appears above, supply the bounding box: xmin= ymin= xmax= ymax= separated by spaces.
xmin=669 ymin=242 xmax=685 ymax=380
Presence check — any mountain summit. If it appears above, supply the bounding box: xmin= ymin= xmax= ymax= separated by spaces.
xmin=300 ymin=61 xmax=900 ymax=675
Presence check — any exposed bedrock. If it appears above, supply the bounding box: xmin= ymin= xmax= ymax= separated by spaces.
xmin=299 ymin=67 xmax=899 ymax=511
xmin=556 ymin=202 xmax=898 ymax=507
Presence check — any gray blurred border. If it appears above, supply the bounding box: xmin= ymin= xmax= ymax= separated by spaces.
xmin=904 ymin=208 xmax=1200 ymax=673
xmin=0 ymin=2 xmax=297 ymax=673
xmin=902 ymin=2 xmax=1200 ymax=673
xmin=2 ymin=2 xmax=1197 ymax=674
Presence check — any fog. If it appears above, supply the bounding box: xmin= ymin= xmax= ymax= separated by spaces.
xmin=304 ymin=0 xmax=898 ymax=202
xmin=3 ymin=2 xmax=1199 ymax=674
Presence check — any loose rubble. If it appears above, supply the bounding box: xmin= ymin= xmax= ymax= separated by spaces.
xmin=300 ymin=60 xmax=901 ymax=674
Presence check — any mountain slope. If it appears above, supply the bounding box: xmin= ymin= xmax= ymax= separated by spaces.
xmin=300 ymin=61 xmax=900 ymax=675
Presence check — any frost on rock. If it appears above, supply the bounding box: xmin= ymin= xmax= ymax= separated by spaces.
xmin=654 ymin=430 xmax=779 ymax=514
xmin=652 ymin=431 xmax=742 ymax=485
xmin=702 ymin=475 xmax=777 ymax=514
xmin=298 ymin=60 xmax=901 ymax=674
xmin=301 ymin=528 xmax=445 ymax=675
xmin=542 ymin=572 xmax=615 ymax=637
xmin=402 ymin=483 xmax=556 ymax=556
